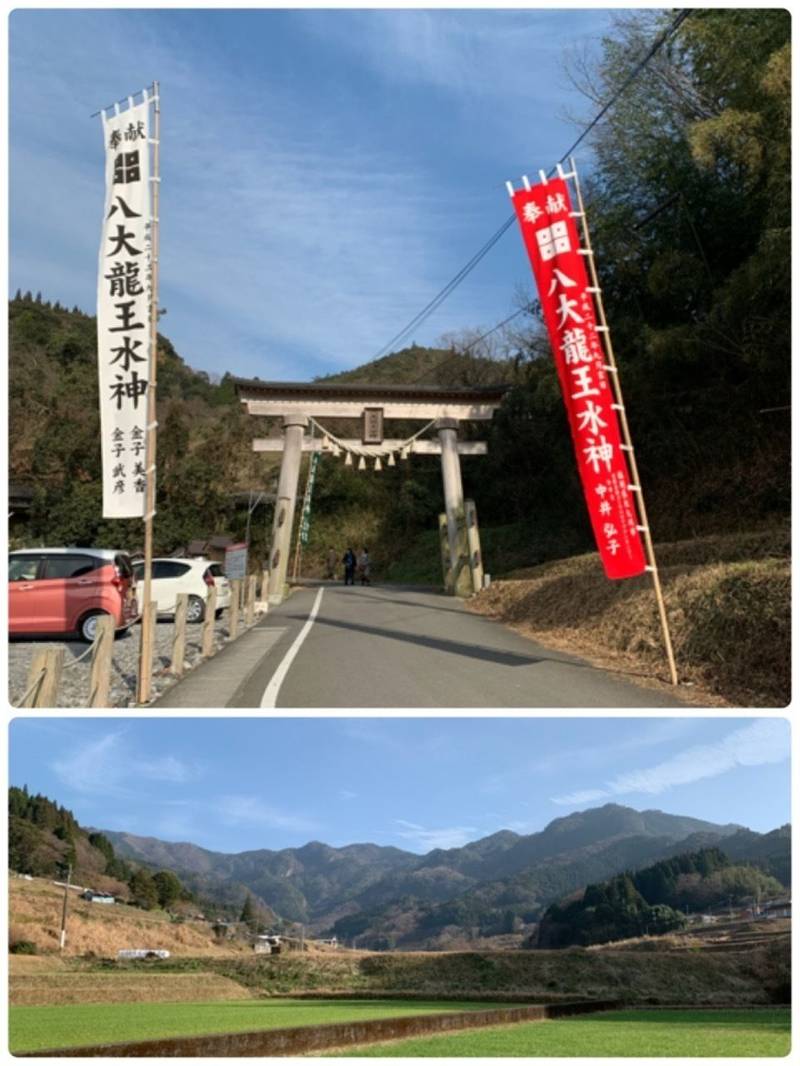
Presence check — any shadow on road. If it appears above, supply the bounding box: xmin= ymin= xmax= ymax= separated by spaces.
xmin=289 ymin=612 xmax=550 ymax=668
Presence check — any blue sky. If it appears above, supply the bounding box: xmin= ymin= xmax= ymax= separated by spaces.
xmin=9 ymin=7 xmax=637 ymax=381
xmin=9 ymin=717 xmax=791 ymax=855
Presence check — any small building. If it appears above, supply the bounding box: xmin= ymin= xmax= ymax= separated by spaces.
xmin=254 ymin=935 xmax=283 ymax=955
xmin=117 ymin=949 xmax=170 ymax=960
xmin=761 ymin=899 xmax=791 ymax=920
xmin=185 ymin=535 xmax=236 ymax=562
xmin=82 ymin=890 xmax=115 ymax=904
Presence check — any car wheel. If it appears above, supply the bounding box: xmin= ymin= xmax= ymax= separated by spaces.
xmin=78 ymin=611 xmax=111 ymax=643
xmin=186 ymin=595 xmax=206 ymax=623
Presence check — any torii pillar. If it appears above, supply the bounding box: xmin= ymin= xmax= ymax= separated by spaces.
xmin=437 ymin=418 xmax=472 ymax=597
xmin=267 ymin=414 xmax=308 ymax=603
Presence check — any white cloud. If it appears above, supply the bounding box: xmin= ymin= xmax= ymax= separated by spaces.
xmin=50 ymin=731 xmax=198 ymax=796
xmin=216 ymin=794 xmax=318 ymax=834
xmin=339 ymin=789 xmax=358 ymax=800
xmin=393 ymin=818 xmax=477 ymax=852
xmin=480 ymin=719 xmax=700 ymax=796
xmin=551 ymin=720 xmax=790 ymax=807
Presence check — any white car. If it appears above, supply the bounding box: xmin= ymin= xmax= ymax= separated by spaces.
xmin=132 ymin=558 xmax=232 ymax=623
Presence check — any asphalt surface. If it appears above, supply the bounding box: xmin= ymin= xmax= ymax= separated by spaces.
xmin=175 ymin=582 xmax=687 ymax=709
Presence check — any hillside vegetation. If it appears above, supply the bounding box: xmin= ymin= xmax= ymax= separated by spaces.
xmin=537 ymin=848 xmax=783 ymax=948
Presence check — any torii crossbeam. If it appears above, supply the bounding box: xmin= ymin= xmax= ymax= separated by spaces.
xmin=235 ymin=379 xmax=510 ymax=602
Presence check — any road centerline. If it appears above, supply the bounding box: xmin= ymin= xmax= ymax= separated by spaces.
xmin=260 ymin=587 xmax=325 ymax=708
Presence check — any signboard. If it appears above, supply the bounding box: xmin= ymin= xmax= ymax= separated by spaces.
xmin=97 ymin=95 xmax=152 ymax=518
xmin=299 ymin=452 xmax=320 ymax=545
xmin=511 ymin=177 xmax=646 ymax=579
xmin=362 ymin=407 xmax=384 ymax=445
xmin=224 ymin=542 xmax=248 ymax=580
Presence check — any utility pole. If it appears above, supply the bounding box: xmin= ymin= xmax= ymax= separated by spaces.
xmin=59 ymin=863 xmax=72 ymax=953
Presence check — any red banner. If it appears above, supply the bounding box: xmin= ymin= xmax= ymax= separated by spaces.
xmin=511 ymin=177 xmax=646 ymax=579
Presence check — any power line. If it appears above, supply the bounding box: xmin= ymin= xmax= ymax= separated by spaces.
xmin=370 ymin=8 xmax=692 ymax=364
xmin=410 ymin=303 xmax=532 ymax=385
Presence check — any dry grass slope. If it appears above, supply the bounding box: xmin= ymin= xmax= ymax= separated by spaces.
xmin=9 ymin=878 xmax=250 ymax=958
xmin=469 ymin=529 xmax=789 ymax=706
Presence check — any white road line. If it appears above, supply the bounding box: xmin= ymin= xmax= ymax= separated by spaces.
xmin=260 ymin=587 xmax=325 ymax=708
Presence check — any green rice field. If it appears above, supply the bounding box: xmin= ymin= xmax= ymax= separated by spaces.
xmin=8 ymin=997 xmax=509 ymax=1053
xmin=334 ymin=1009 xmax=791 ymax=1057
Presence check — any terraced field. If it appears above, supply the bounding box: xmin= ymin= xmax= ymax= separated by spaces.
xmin=333 ymin=1008 xmax=791 ymax=1057
xmin=9 ymin=997 xmax=512 ymax=1053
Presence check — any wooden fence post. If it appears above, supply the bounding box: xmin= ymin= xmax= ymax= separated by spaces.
xmin=137 ymin=600 xmax=157 ymax=704
xmin=88 ymin=615 xmax=115 ymax=707
xmin=228 ymin=580 xmax=241 ymax=641
xmin=23 ymin=646 xmax=65 ymax=708
xmin=171 ymin=594 xmax=188 ymax=677
xmin=201 ymin=587 xmax=217 ymax=659
xmin=245 ymin=575 xmax=257 ymax=626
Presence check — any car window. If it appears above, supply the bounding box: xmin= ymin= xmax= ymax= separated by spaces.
xmin=43 ymin=554 xmax=99 ymax=580
xmin=132 ymin=562 xmax=144 ymax=580
xmin=9 ymin=556 xmax=42 ymax=581
xmin=153 ymin=561 xmax=190 ymax=580
xmin=208 ymin=564 xmax=224 ymax=577
xmin=114 ymin=554 xmax=134 ymax=578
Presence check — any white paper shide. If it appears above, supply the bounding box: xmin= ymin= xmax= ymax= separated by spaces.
xmin=97 ymin=97 xmax=152 ymax=518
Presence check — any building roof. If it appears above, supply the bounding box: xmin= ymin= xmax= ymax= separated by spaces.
xmin=233 ymin=378 xmax=511 ymax=405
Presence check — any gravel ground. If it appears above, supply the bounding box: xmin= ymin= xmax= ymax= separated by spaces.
xmin=8 ymin=614 xmax=260 ymax=709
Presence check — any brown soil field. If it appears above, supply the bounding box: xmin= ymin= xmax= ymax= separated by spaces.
xmin=9 ymin=971 xmax=255 ymax=1007
xmin=9 ymin=878 xmax=250 ymax=958
xmin=469 ymin=529 xmax=790 ymax=707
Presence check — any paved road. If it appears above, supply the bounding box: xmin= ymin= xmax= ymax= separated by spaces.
xmin=155 ymin=583 xmax=685 ymax=709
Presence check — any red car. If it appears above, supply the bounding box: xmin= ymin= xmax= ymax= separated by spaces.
xmin=9 ymin=548 xmax=138 ymax=642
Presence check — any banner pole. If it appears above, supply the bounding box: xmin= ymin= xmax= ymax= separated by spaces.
xmin=567 ymin=156 xmax=678 ymax=686
xmin=137 ymin=82 xmax=161 ymax=704
xmin=291 ymin=425 xmax=317 ymax=582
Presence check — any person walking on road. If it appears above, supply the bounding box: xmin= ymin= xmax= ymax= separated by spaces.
xmin=326 ymin=547 xmax=337 ymax=580
xmin=342 ymin=547 xmax=356 ymax=586
xmin=358 ymin=547 xmax=371 ymax=586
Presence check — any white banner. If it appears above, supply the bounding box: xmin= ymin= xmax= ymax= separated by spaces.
xmin=97 ymin=94 xmax=153 ymax=518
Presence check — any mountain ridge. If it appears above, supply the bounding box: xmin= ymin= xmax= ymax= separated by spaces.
xmin=98 ymin=803 xmax=784 ymax=947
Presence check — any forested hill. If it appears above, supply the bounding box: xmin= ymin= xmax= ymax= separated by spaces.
xmin=537 ymin=847 xmax=787 ymax=948
xmin=8 ymin=786 xmax=201 ymax=915
xmin=9 ymin=10 xmax=790 ymax=582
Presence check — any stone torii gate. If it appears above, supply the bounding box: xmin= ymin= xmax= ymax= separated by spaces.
xmin=234 ymin=380 xmax=509 ymax=603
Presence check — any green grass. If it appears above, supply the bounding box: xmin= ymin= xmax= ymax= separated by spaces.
xmin=331 ymin=1009 xmax=791 ymax=1057
xmin=8 ymin=997 xmax=511 ymax=1053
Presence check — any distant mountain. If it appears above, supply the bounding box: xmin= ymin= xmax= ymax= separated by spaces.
xmin=101 ymin=803 xmax=788 ymax=948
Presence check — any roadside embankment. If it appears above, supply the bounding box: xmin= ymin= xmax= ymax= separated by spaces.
xmin=119 ymin=940 xmax=789 ymax=1007
xmin=468 ymin=529 xmax=789 ymax=706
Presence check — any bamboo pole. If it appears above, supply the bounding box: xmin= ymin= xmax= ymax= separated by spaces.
xmin=201 ymin=587 xmax=217 ymax=659
xmin=137 ymin=81 xmax=161 ymax=704
xmin=291 ymin=427 xmax=317 ymax=581
xmin=171 ymin=594 xmax=188 ymax=676
xmin=568 ymin=156 xmax=678 ymax=686
xmin=229 ymin=580 xmax=241 ymax=641
xmin=88 ymin=614 xmax=115 ymax=707
xmin=245 ymin=575 xmax=257 ymax=626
